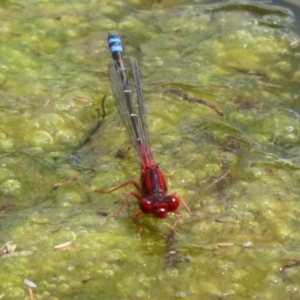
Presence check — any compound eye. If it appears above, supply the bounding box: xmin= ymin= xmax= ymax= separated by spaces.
xmin=153 ymin=207 xmax=168 ymax=219
xmin=168 ymin=196 xmax=180 ymax=211
xmin=139 ymin=199 xmax=152 ymax=213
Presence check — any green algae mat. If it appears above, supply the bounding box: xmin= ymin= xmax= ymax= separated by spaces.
xmin=1 ymin=0 xmax=300 ymax=299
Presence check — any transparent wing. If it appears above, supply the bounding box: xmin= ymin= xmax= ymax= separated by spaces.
xmin=107 ymin=57 xmax=154 ymax=165
xmin=130 ymin=57 xmax=153 ymax=162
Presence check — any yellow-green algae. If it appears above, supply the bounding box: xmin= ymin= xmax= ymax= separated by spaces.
xmin=0 ymin=0 xmax=300 ymax=299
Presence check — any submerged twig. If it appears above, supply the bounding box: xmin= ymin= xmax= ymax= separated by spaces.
xmin=291 ymin=39 xmax=300 ymax=48
xmin=52 ymin=176 xmax=78 ymax=190
xmin=54 ymin=241 xmax=72 ymax=251
xmin=206 ymin=169 xmax=230 ymax=190
xmin=29 ymin=288 xmax=34 ymax=300
xmin=169 ymin=89 xmax=224 ymax=116
xmin=24 ymin=279 xmax=37 ymax=300
xmin=229 ymin=66 xmax=266 ymax=77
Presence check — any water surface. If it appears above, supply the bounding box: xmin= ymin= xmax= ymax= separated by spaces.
xmin=1 ymin=0 xmax=300 ymax=299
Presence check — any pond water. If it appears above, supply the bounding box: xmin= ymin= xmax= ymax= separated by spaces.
xmin=1 ymin=0 xmax=300 ymax=299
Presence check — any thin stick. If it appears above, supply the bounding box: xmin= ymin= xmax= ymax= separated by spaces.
xmin=206 ymin=169 xmax=230 ymax=190
xmin=170 ymin=89 xmax=224 ymax=116
xmin=29 ymin=288 xmax=34 ymax=300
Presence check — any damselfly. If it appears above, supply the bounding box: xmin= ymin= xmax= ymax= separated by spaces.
xmin=96 ymin=32 xmax=193 ymax=234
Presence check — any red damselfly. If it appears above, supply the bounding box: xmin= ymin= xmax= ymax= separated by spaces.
xmin=95 ymin=32 xmax=193 ymax=234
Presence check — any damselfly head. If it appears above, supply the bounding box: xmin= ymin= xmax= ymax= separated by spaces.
xmin=139 ymin=195 xmax=180 ymax=219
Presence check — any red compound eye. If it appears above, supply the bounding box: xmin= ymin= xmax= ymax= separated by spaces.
xmin=139 ymin=199 xmax=152 ymax=213
xmin=168 ymin=196 xmax=179 ymax=211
